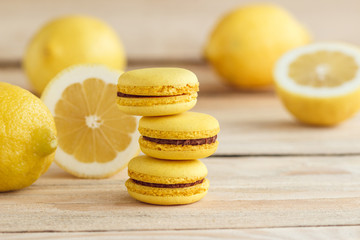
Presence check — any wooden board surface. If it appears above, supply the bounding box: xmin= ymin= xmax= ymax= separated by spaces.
xmin=2 ymin=1 xmax=360 ymax=238
xmin=195 ymin=94 xmax=360 ymax=156
xmin=1 ymin=0 xmax=360 ymax=61
xmin=2 ymin=227 xmax=360 ymax=240
xmin=1 ymin=63 xmax=360 ymax=238
xmin=2 ymin=155 xmax=360 ymax=235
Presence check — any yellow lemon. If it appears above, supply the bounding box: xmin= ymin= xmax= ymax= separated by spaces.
xmin=0 ymin=82 xmax=57 ymax=192
xmin=274 ymin=42 xmax=360 ymax=126
xmin=204 ymin=4 xmax=311 ymax=89
xmin=41 ymin=65 xmax=139 ymax=179
xmin=23 ymin=15 xmax=126 ymax=94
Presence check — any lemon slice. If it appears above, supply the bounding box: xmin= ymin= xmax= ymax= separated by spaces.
xmin=274 ymin=43 xmax=360 ymax=126
xmin=42 ymin=65 xmax=139 ymax=178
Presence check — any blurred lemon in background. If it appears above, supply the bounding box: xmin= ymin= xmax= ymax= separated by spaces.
xmin=205 ymin=4 xmax=311 ymax=89
xmin=23 ymin=15 xmax=126 ymax=94
xmin=0 ymin=82 xmax=57 ymax=192
xmin=274 ymin=42 xmax=360 ymax=126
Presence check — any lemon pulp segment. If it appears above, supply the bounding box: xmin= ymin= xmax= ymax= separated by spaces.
xmin=54 ymin=78 xmax=136 ymax=163
xmin=289 ymin=51 xmax=358 ymax=87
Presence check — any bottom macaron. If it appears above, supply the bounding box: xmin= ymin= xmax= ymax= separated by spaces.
xmin=125 ymin=155 xmax=209 ymax=205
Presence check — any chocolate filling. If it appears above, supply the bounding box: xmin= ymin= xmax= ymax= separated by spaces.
xmin=117 ymin=92 xmax=185 ymax=98
xmin=142 ymin=135 xmax=217 ymax=146
xmin=132 ymin=178 xmax=204 ymax=188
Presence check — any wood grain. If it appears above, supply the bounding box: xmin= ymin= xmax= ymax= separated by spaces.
xmin=194 ymin=93 xmax=360 ymax=156
xmin=1 ymin=156 xmax=360 ymax=233
xmin=1 ymin=0 xmax=360 ymax=61
xmin=2 ymin=227 xmax=360 ymax=240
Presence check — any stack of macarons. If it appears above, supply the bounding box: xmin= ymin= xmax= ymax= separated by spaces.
xmin=117 ymin=67 xmax=220 ymax=205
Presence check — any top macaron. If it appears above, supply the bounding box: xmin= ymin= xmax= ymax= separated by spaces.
xmin=117 ymin=68 xmax=199 ymax=116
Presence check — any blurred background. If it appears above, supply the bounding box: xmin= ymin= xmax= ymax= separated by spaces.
xmin=1 ymin=0 xmax=360 ymax=91
xmin=1 ymin=0 xmax=360 ymax=62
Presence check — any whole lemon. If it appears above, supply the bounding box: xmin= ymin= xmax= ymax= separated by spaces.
xmin=205 ymin=4 xmax=311 ymax=89
xmin=0 ymin=82 xmax=57 ymax=192
xmin=23 ymin=15 xmax=126 ymax=94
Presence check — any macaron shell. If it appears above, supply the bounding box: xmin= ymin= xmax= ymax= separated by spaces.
xmin=117 ymin=99 xmax=197 ymax=116
xmin=118 ymin=82 xmax=198 ymax=96
xmin=127 ymin=190 xmax=208 ymax=205
xmin=126 ymin=178 xmax=209 ymax=205
xmin=118 ymin=68 xmax=198 ymax=88
xmin=139 ymin=112 xmax=220 ymax=139
xmin=139 ymin=138 xmax=219 ymax=160
xmin=117 ymin=93 xmax=197 ymax=107
xmin=128 ymin=156 xmax=207 ymax=182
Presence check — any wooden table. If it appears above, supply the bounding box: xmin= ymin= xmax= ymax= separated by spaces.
xmin=1 ymin=62 xmax=360 ymax=239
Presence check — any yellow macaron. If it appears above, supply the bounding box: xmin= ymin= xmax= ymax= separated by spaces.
xmin=117 ymin=68 xmax=199 ymax=116
xmin=125 ymin=155 xmax=209 ymax=205
xmin=138 ymin=111 xmax=220 ymax=160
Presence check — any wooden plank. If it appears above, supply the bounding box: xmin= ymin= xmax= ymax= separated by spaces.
xmin=1 ymin=156 xmax=360 ymax=232
xmin=2 ymin=226 xmax=360 ymax=240
xmin=194 ymin=93 xmax=360 ymax=155
xmin=1 ymin=64 xmax=360 ymax=156
xmin=1 ymin=0 xmax=360 ymax=61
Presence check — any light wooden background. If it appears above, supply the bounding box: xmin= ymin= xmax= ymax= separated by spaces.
xmin=0 ymin=0 xmax=360 ymax=62
xmin=2 ymin=1 xmax=360 ymax=239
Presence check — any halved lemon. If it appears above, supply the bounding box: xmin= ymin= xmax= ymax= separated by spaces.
xmin=42 ymin=65 xmax=139 ymax=178
xmin=274 ymin=42 xmax=360 ymax=126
